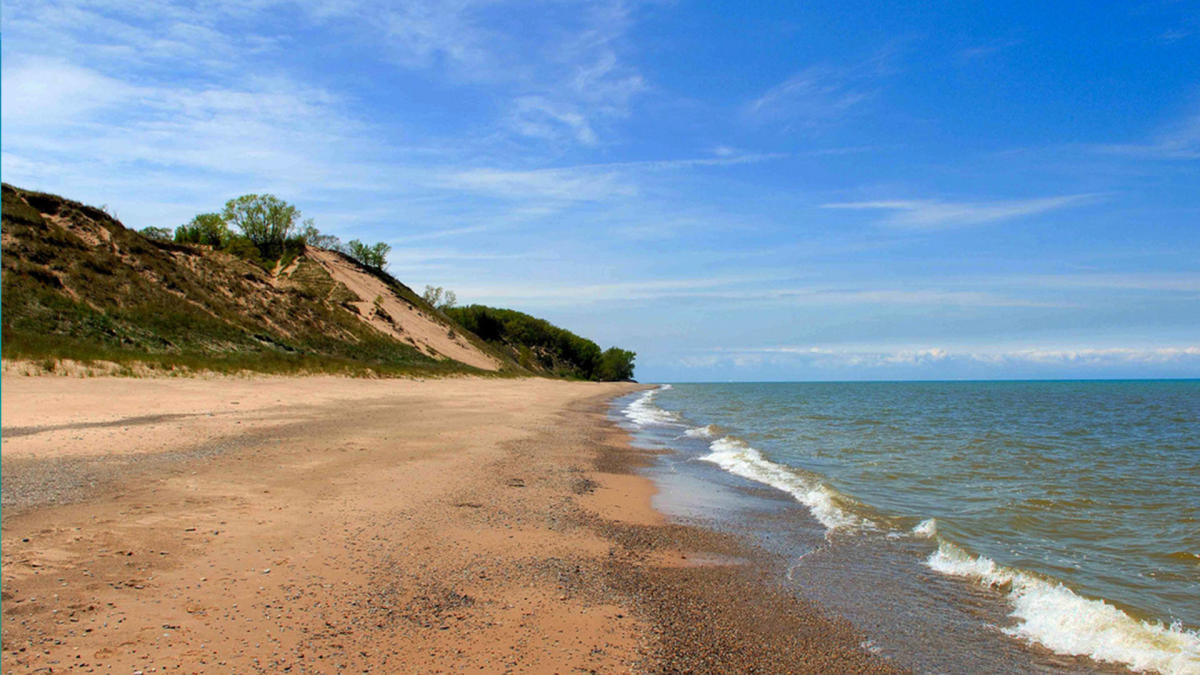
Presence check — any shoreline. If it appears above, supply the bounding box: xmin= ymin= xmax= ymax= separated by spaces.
xmin=1 ymin=373 xmax=899 ymax=672
xmin=621 ymin=385 xmax=1187 ymax=675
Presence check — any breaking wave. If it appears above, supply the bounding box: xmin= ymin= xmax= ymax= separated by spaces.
xmin=683 ymin=424 xmax=719 ymax=438
xmin=621 ymin=386 xmax=681 ymax=427
xmin=699 ymin=436 xmax=871 ymax=532
xmin=927 ymin=540 xmax=1200 ymax=674
xmin=619 ymin=384 xmax=1200 ymax=673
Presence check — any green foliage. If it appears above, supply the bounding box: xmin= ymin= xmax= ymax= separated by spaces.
xmin=172 ymin=197 xmax=384 ymax=274
xmin=1 ymin=184 xmax=482 ymax=378
xmin=596 ymin=347 xmax=637 ymax=381
xmin=346 ymin=239 xmax=390 ymax=270
xmin=222 ymin=194 xmax=300 ymax=259
xmin=172 ymin=207 xmax=308 ymax=270
xmin=298 ymin=218 xmax=343 ymax=250
xmin=174 ymin=212 xmax=229 ymax=246
xmin=223 ymin=235 xmax=264 ymax=266
xmin=446 ymin=305 xmax=635 ymax=381
xmin=139 ymin=226 xmax=174 ymax=242
xmin=422 ymin=285 xmax=457 ymax=311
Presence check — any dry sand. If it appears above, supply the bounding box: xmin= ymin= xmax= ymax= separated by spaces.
xmin=305 ymin=249 xmax=500 ymax=371
xmin=1 ymin=374 xmax=901 ymax=673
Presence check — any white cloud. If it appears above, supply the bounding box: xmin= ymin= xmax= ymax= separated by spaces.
xmin=763 ymin=288 xmax=1060 ymax=307
xmin=376 ymin=0 xmax=494 ymax=71
xmin=2 ymin=63 xmax=363 ymax=177
xmin=1096 ymin=110 xmax=1200 ymax=160
xmin=694 ymin=345 xmax=1200 ymax=370
xmin=332 ymin=0 xmax=647 ymax=148
xmin=746 ymin=66 xmax=874 ymax=127
xmin=744 ymin=51 xmax=895 ymax=130
xmin=0 ymin=54 xmax=386 ymax=229
xmin=0 ymin=59 xmax=140 ymax=126
xmin=0 ymin=0 xmax=661 ymax=239
xmin=437 ymin=166 xmax=635 ymax=202
xmin=452 ymin=275 xmax=772 ymax=305
xmin=1007 ymin=273 xmax=1200 ymax=293
xmin=509 ymin=96 xmax=600 ymax=146
xmin=994 ymin=346 xmax=1200 ymax=364
xmin=434 ymin=152 xmax=785 ymax=204
xmin=956 ymin=38 xmax=1022 ymax=61
xmin=440 ymin=275 xmax=1062 ymax=309
xmin=821 ymin=194 xmax=1097 ymax=229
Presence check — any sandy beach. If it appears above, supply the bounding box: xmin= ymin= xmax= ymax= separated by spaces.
xmin=1 ymin=374 xmax=899 ymax=673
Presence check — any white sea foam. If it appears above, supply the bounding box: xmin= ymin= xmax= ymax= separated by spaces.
xmin=928 ymin=540 xmax=1200 ymax=674
xmin=622 ymin=387 xmax=680 ymax=427
xmin=684 ymin=424 xmax=718 ymax=439
xmin=912 ymin=518 xmax=938 ymax=538
xmin=700 ymin=436 xmax=870 ymax=532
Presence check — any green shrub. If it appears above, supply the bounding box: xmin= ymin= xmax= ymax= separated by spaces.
xmin=224 ymin=235 xmax=264 ymax=266
xmin=139 ymin=226 xmax=174 ymax=242
xmin=346 ymin=239 xmax=390 ymax=270
xmin=175 ymin=212 xmax=229 ymax=246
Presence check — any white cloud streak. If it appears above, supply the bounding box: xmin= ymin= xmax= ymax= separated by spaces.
xmin=821 ymin=194 xmax=1098 ymax=229
xmin=434 ymin=152 xmax=785 ymax=202
xmin=446 ymin=277 xmax=1064 ymax=308
xmin=692 ymin=345 xmax=1200 ymax=370
xmin=744 ymin=51 xmax=895 ymax=130
xmin=747 ymin=66 xmax=874 ymax=121
xmin=1096 ymin=110 xmax=1200 ymax=160
xmin=0 ymin=0 xmax=656 ymax=228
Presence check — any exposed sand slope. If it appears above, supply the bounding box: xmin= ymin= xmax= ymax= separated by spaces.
xmin=305 ymin=249 xmax=500 ymax=371
xmin=3 ymin=184 xmax=501 ymax=374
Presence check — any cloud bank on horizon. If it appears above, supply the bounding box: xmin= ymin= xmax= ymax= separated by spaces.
xmin=2 ymin=0 xmax=1198 ymax=381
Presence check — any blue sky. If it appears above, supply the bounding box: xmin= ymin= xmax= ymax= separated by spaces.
xmin=3 ymin=0 xmax=1198 ymax=381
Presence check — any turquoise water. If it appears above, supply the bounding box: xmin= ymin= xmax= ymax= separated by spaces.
xmin=622 ymin=381 xmax=1200 ymax=674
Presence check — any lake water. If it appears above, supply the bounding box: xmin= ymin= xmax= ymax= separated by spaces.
xmin=615 ymin=381 xmax=1200 ymax=674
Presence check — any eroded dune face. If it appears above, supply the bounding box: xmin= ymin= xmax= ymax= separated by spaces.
xmin=3 ymin=183 xmax=501 ymax=374
xmin=302 ymin=249 xmax=500 ymax=371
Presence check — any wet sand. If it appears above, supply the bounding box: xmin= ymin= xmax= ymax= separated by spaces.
xmin=1 ymin=374 xmax=901 ymax=673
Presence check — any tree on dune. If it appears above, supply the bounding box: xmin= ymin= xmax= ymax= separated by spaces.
xmin=222 ymin=194 xmax=300 ymax=259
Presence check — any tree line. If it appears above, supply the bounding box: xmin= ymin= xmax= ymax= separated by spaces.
xmin=446 ymin=304 xmax=636 ymax=381
xmin=140 ymin=195 xmax=635 ymax=381
xmin=142 ymin=194 xmax=390 ymax=271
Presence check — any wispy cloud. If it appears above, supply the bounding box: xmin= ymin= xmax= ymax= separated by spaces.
xmin=452 ymin=275 xmax=775 ymax=305
xmin=1006 ymin=273 xmax=1200 ymax=293
xmin=956 ymin=38 xmax=1022 ymax=61
xmin=0 ymin=0 xmax=653 ymax=227
xmin=1 ymin=59 xmax=369 ymax=174
xmin=821 ymin=194 xmax=1098 ymax=229
xmin=436 ymin=166 xmax=635 ymax=202
xmin=444 ymin=276 xmax=1062 ymax=309
xmin=435 ymin=152 xmax=785 ymax=203
xmin=509 ymin=96 xmax=601 ymax=146
xmin=342 ymin=0 xmax=646 ymax=148
xmin=1157 ymin=29 xmax=1193 ymax=45
xmin=1096 ymin=110 xmax=1200 ymax=160
xmin=691 ymin=345 xmax=1200 ymax=370
xmin=744 ymin=51 xmax=895 ymax=130
xmin=0 ymin=58 xmax=137 ymax=126
xmin=745 ymin=66 xmax=875 ymax=129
